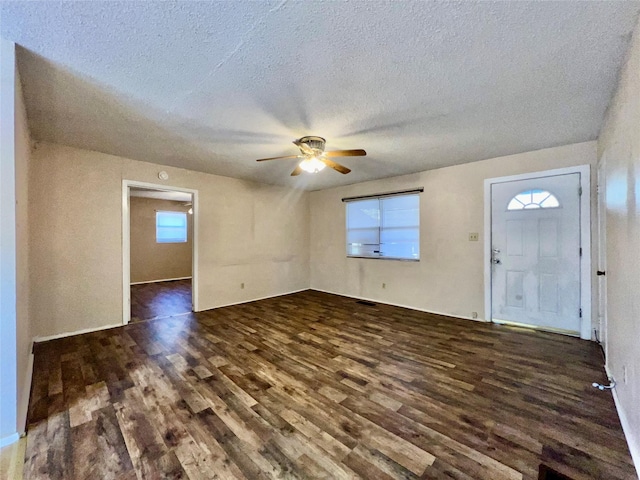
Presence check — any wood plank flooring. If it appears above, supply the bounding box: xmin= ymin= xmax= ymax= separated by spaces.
xmin=25 ymin=290 xmax=636 ymax=479
xmin=130 ymin=279 xmax=192 ymax=322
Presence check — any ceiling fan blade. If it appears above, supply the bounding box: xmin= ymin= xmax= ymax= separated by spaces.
xmin=290 ymin=164 xmax=303 ymax=176
xmin=324 ymin=149 xmax=366 ymax=157
xmin=322 ymin=158 xmax=351 ymax=174
xmin=256 ymin=155 xmax=300 ymax=162
xmin=293 ymin=140 xmax=314 ymax=155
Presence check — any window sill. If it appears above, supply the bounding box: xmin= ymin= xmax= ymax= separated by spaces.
xmin=347 ymin=255 xmax=420 ymax=262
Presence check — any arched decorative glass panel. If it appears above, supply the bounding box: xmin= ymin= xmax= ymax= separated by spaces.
xmin=507 ymin=189 xmax=560 ymax=210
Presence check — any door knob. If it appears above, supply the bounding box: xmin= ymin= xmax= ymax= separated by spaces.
xmin=492 ymin=258 xmax=501 ymax=265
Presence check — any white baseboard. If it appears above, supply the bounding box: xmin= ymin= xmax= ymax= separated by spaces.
xmin=605 ymin=365 xmax=640 ymax=476
xmin=0 ymin=432 xmax=19 ymax=449
xmin=17 ymin=349 xmax=33 ymax=435
xmin=130 ymin=276 xmax=192 ymax=285
xmin=201 ymin=288 xmax=309 ymax=312
xmin=33 ymin=322 xmax=123 ymax=343
xmin=310 ymin=288 xmax=490 ymax=323
xmin=34 ymin=288 xmax=307 ymax=341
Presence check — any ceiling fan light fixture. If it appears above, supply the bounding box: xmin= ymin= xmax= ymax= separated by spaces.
xmin=255 ymin=136 xmax=364 ymax=176
xmin=299 ymin=156 xmax=326 ymax=173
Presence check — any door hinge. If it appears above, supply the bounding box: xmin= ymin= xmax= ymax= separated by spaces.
xmin=578 ymin=186 xmax=583 ymax=196
xmin=579 ymin=247 xmax=582 ymax=257
xmin=579 ymin=308 xmax=583 ymax=318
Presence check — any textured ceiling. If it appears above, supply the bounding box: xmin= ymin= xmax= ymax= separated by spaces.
xmin=2 ymin=1 xmax=639 ymax=190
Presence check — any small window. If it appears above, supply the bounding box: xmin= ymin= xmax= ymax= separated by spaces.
xmin=346 ymin=193 xmax=420 ymax=260
xmin=507 ymin=189 xmax=560 ymax=210
xmin=156 ymin=211 xmax=187 ymax=243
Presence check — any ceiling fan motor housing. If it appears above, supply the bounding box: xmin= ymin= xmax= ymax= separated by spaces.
xmin=298 ymin=136 xmax=326 ymax=154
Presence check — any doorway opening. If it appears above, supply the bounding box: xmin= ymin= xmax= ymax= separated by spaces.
xmin=484 ymin=166 xmax=591 ymax=339
xmin=122 ymin=180 xmax=199 ymax=324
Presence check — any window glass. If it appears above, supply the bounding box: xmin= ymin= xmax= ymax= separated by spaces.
xmin=346 ymin=194 xmax=419 ymax=260
xmin=507 ymin=190 xmax=560 ymax=211
xmin=156 ymin=211 xmax=188 ymax=243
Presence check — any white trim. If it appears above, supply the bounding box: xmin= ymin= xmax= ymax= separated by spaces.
xmin=122 ymin=180 xmax=200 ymax=326
xmin=34 ymin=289 xmax=309 ymax=341
xmin=605 ymin=365 xmax=640 ymax=476
xmin=122 ymin=182 xmax=129 ymax=324
xmin=483 ymin=180 xmax=492 ymax=323
xmin=483 ymin=165 xmax=592 ymax=340
xmin=130 ymin=276 xmax=192 ymax=286
xmin=492 ymin=318 xmax=579 ymax=337
xmin=596 ymin=156 xmax=608 ymax=360
xmin=311 ymin=288 xmax=490 ymax=323
xmin=0 ymin=433 xmax=19 ymax=449
xmin=211 ymin=288 xmax=310 ymax=310
xmin=33 ymin=322 xmax=122 ymax=343
xmin=0 ymin=37 xmax=18 ymax=460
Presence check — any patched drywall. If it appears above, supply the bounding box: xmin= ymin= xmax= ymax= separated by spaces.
xmin=597 ymin=13 xmax=640 ymax=470
xmin=1 ymin=2 xmax=638 ymax=190
xmin=130 ymin=196 xmax=192 ymax=284
xmin=29 ymin=143 xmax=310 ymax=338
xmin=310 ymin=141 xmax=597 ymax=323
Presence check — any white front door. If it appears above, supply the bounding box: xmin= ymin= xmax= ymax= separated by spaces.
xmin=491 ymin=173 xmax=581 ymax=334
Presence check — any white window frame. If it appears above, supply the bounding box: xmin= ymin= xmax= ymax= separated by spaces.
xmin=344 ymin=189 xmax=422 ymax=261
xmin=156 ymin=210 xmax=188 ymax=243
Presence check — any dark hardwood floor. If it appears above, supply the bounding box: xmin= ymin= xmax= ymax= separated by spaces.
xmin=130 ymin=279 xmax=192 ymax=322
xmin=25 ymin=290 xmax=636 ymax=479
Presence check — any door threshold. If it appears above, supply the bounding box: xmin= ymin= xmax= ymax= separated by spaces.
xmin=492 ymin=319 xmax=580 ymax=337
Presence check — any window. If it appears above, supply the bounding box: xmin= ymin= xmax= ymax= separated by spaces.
xmin=507 ymin=189 xmax=560 ymax=210
xmin=156 ymin=211 xmax=187 ymax=243
xmin=346 ymin=193 xmax=420 ymax=260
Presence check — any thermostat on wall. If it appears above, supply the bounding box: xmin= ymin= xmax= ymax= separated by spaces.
xmin=158 ymin=171 xmax=169 ymax=180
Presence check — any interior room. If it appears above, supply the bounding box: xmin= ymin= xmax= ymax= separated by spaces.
xmin=128 ymin=187 xmax=194 ymax=323
xmin=1 ymin=2 xmax=639 ymax=479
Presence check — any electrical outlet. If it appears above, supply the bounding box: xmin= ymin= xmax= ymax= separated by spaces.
xmin=240 ymin=282 xmax=245 ymax=289
xmin=469 ymin=232 xmax=479 ymax=241
xmin=382 ymin=283 xmax=386 ymax=289
xmin=623 ymin=365 xmax=628 ymax=384
xmin=471 ymin=312 xmax=478 ymax=319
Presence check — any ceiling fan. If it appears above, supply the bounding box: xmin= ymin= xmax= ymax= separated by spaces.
xmin=256 ymin=136 xmax=366 ymax=176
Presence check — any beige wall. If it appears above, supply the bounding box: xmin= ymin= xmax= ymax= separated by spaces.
xmin=29 ymin=142 xmax=309 ymax=338
xmin=15 ymin=67 xmax=32 ymax=434
xmin=597 ymin=15 xmax=640 ymax=468
xmin=310 ymin=141 xmax=597 ymax=323
xmin=130 ymin=197 xmax=192 ymax=283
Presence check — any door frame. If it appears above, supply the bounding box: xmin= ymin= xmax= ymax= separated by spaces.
xmin=122 ymin=179 xmax=199 ymax=325
xmin=596 ymin=156 xmax=608 ymax=360
xmin=483 ymin=165 xmax=591 ymax=340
